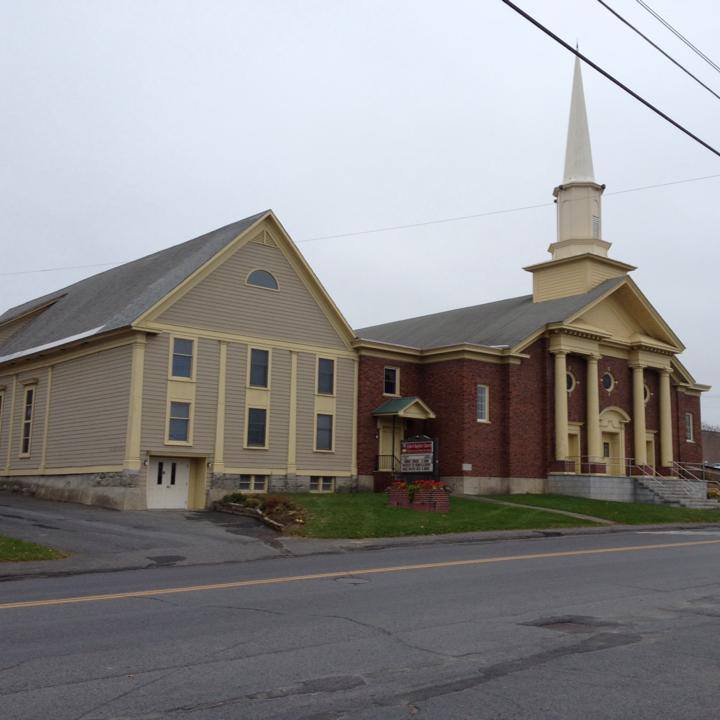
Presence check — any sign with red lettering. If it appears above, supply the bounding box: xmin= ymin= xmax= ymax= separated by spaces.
xmin=400 ymin=438 xmax=434 ymax=474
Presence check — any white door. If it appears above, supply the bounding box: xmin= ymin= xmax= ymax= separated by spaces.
xmin=147 ymin=457 xmax=190 ymax=509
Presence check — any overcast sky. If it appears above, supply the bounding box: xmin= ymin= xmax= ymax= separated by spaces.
xmin=2 ymin=1 xmax=719 ymax=421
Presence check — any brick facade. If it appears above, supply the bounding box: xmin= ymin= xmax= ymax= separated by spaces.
xmin=357 ymin=343 xmax=705 ymax=482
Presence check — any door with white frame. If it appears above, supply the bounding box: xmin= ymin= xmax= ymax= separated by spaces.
xmin=147 ymin=457 xmax=191 ymax=509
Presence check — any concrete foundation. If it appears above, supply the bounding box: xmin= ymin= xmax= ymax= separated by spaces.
xmin=451 ymin=476 xmax=548 ymax=496
xmin=0 ymin=472 xmax=144 ymax=510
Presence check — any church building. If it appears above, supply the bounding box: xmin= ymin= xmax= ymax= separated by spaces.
xmin=355 ymin=58 xmax=710 ymax=503
xmin=0 ymin=58 xmax=710 ymax=510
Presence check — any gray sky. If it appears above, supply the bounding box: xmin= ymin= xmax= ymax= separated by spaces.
xmin=2 ymin=1 xmax=720 ymax=421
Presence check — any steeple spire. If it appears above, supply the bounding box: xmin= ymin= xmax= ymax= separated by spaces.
xmin=563 ymin=56 xmax=595 ymax=183
xmin=524 ymin=55 xmax=635 ymax=303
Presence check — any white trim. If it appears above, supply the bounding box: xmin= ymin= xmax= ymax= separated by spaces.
xmin=0 ymin=326 xmax=105 ymax=364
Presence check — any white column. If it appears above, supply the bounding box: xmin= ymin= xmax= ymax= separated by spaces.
xmin=586 ymin=355 xmax=601 ymax=464
xmin=632 ymin=363 xmax=647 ymax=466
xmin=554 ymin=351 xmax=570 ymax=461
xmin=659 ymin=368 xmax=673 ymax=469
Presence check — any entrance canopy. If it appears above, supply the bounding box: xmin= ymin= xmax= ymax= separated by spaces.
xmin=372 ymin=396 xmax=436 ymax=420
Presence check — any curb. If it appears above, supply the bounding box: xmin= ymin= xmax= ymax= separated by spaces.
xmin=277 ymin=522 xmax=720 ymax=555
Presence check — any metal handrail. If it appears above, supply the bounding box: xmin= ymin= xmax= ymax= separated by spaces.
xmin=376 ymin=454 xmax=401 ymax=473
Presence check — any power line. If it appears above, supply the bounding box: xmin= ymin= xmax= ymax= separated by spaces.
xmin=499 ymin=0 xmax=720 ymax=159
xmin=2 ymin=171 xmax=719 ymax=277
xmin=634 ymin=0 xmax=720 ymax=75
xmin=299 ymin=171 xmax=720 ymax=243
xmin=595 ymin=0 xmax=720 ymax=101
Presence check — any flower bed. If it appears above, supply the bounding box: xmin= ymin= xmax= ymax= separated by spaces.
xmin=386 ymin=480 xmax=450 ymax=513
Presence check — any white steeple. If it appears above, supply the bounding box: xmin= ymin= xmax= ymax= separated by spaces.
xmin=563 ymin=56 xmax=595 ymax=183
xmin=549 ymin=56 xmax=608 ymax=261
xmin=524 ymin=55 xmax=635 ymax=304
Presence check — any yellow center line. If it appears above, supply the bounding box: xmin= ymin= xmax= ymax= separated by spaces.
xmin=2 ymin=538 xmax=720 ymax=611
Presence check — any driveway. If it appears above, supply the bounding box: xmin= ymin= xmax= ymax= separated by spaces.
xmin=0 ymin=492 xmax=285 ymax=579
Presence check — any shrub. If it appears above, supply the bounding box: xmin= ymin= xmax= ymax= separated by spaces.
xmin=243 ymin=496 xmax=263 ymax=509
xmin=221 ymin=492 xmax=246 ymax=505
xmin=261 ymin=495 xmax=292 ymax=513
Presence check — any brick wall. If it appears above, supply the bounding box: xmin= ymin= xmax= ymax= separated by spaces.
xmin=675 ymin=390 xmax=703 ymax=464
xmin=508 ymin=339 xmax=548 ymax=478
xmin=356 ymin=355 xmax=422 ymax=475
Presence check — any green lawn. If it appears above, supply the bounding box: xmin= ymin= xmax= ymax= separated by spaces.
xmin=488 ymin=494 xmax=720 ymax=525
xmin=288 ymin=493 xmax=600 ymax=539
xmin=0 ymin=535 xmax=65 ymax=562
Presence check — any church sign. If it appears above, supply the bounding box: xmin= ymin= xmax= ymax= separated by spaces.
xmin=400 ymin=437 xmax=434 ymax=474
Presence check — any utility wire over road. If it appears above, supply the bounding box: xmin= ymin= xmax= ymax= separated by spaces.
xmin=634 ymin=0 xmax=720 ymax=75
xmin=500 ymin=0 xmax=720 ymax=159
xmin=595 ymin=0 xmax=720 ymax=101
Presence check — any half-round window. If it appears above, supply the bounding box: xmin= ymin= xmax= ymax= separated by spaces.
xmin=247 ymin=269 xmax=278 ymax=290
xmin=601 ymin=372 xmax=615 ymax=392
xmin=566 ymin=371 xmax=576 ymax=393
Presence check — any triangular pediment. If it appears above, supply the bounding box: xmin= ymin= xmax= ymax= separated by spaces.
xmin=567 ymin=278 xmax=683 ymax=352
xmin=135 ymin=212 xmax=356 ymax=350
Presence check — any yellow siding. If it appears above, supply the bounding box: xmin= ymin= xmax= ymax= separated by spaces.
xmin=193 ymin=338 xmax=219 ymax=454
xmin=0 ymin=373 xmax=13 ymax=467
xmin=223 ymin=342 xmax=291 ymax=467
xmin=45 ymin=345 xmax=133 ymax=467
xmin=533 ymin=262 xmax=589 ymax=302
xmin=141 ymin=333 xmax=170 ymax=451
xmin=156 ymin=239 xmax=346 ymax=349
xmin=296 ymin=353 xmax=354 ymax=472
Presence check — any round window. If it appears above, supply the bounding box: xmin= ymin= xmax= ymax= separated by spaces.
xmin=601 ymin=372 xmax=615 ymax=392
xmin=644 ymin=383 xmax=651 ymax=403
xmin=566 ymin=371 xmax=576 ymax=392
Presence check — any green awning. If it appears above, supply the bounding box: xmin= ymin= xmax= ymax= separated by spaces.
xmin=372 ymin=396 xmax=436 ymax=419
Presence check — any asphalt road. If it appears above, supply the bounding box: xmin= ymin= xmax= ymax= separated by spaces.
xmin=3 ymin=529 xmax=720 ymax=719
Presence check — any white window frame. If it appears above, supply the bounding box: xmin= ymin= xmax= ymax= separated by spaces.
xmin=310 ymin=476 xmax=335 ymax=493
xmin=19 ymin=383 xmax=36 ymax=457
xmin=685 ymin=412 xmax=695 ymax=442
xmin=476 ymin=384 xmax=490 ymax=423
xmin=383 ymin=366 xmax=400 ymax=397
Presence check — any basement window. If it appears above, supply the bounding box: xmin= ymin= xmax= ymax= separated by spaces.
xmin=310 ymin=476 xmax=335 ymax=493
xmin=238 ymin=475 xmax=268 ymax=493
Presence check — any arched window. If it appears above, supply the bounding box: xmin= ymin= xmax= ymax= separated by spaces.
xmin=246 ymin=269 xmax=278 ymax=290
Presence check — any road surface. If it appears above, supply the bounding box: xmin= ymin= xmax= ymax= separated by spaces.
xmin=2 ymin=529 xmax=720 ymax=719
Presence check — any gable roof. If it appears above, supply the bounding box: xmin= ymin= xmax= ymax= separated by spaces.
xmin=0 ymin=211 xmax=268 ymax=362
xmin=355 ymin=276 xmax=626 ymax=351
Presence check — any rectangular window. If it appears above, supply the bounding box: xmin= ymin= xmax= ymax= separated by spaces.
xmin=247 ymin=408 xmax=267 ymax=447
xmin=476 ymin=384 xmax=489 ymax=422
xmin=310 ymin=476 xmax=335 ymax=493
xmin=20 ymin=386 xmax=35 ymax=456
xmin=315 ymin=413 xmax=334 ymax=451
xmin=171 ymin=338 xmax=194 ymax=378
xmin=384 ymin=367 xmax=399 ymax=396
xmin=0 ymin=392 xmax=4 ymax=439
xmin=685 ymin=412 xmax=694 ymax=442
xmin=237 ymin=475 xmax=269 ymax=493
xmin=168 ymin=401 xmax=191 ymax=442
xmin=249 ymin=348 xmax=269 ymax=388
xmin=317 ymin=358 xmax=335 ymax=395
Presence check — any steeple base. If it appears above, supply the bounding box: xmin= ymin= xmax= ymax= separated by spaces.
xmin=524 ymin=254 xmax=636 ymax=303
xmin=548 ymin=237 xmax=612 ymax=260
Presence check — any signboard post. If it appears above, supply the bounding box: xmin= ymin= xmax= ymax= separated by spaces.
xmin=400 ymin=436 xmax=435 ymax=475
